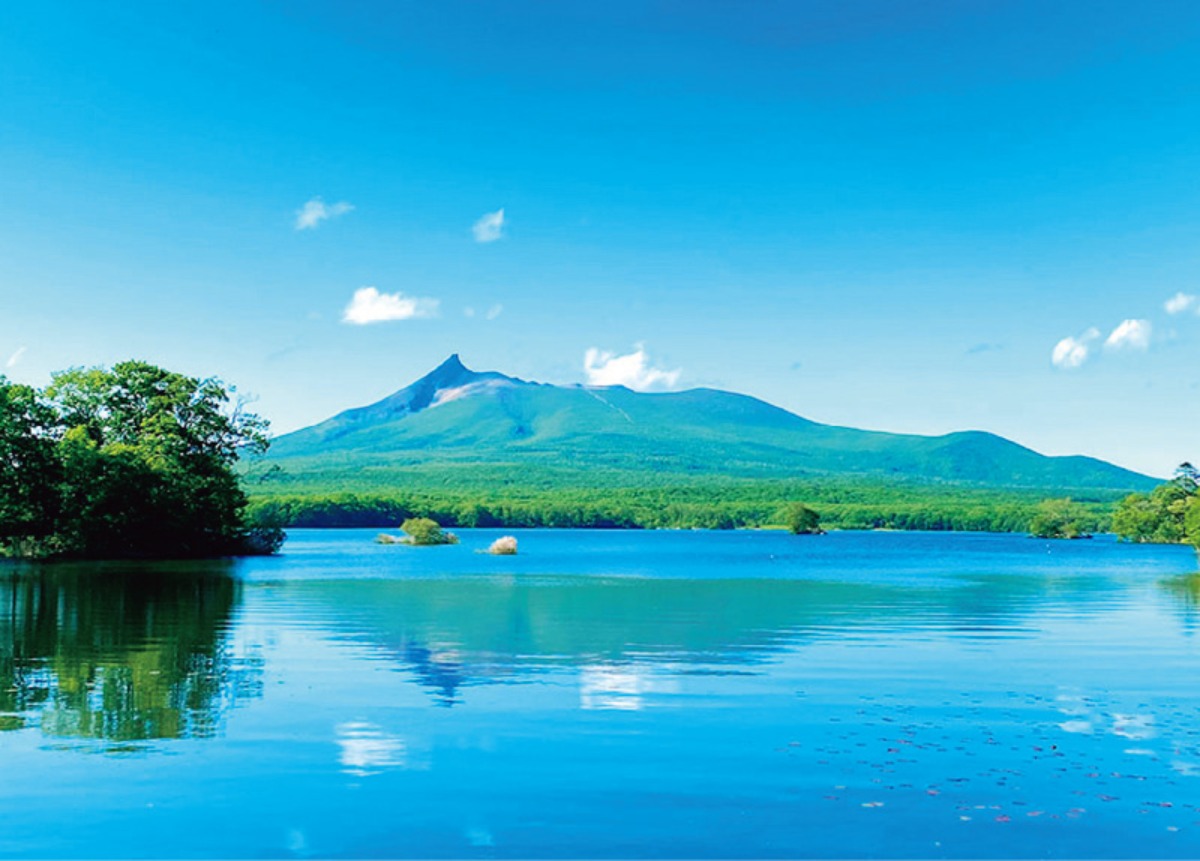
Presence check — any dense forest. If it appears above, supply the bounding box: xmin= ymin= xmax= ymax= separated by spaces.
xmin=0 ymin=362 xmax=281 ymax=559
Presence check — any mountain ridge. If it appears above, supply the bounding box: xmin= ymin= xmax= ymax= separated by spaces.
xmin=265 ymin=355 xmax=1156 ymax=492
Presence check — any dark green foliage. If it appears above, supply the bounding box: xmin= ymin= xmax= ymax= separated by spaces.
xmin=0 ymin=362 xmax=279 ymax=559
xmin=784 ymin=503 xmax=822 ymax=534
xmin=1113 ymin=463 xmax=1200 ymax=547
xmin=1028 ymin=498 xmax=1092 ymax=539
xmin=400 ymin=517 xmax=458 ymax=546
xmin=1186 ymin=499 xmax=1200 ymax=550
xmin=0 ymin=380 xmax=61 ymax=548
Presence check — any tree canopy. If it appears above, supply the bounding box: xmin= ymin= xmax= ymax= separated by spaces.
xmin=0 ymin=361 xmax=281 ymax=559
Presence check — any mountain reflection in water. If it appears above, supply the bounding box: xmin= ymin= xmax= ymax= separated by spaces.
xmin=260 ymin=566 xmax=1122 ymax=707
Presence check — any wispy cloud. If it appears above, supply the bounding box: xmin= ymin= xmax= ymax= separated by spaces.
xmin=584 ymin=346 xmax=681 ymax=391
xmin=1105 ymin=318 xmax=1152 ymax=351
xmin=1165 ymin=292 xmax=1197 ymax=315
xmin=295 ymin=197 xmax=354 ymax=230
xmin=1051 ymin=328 xmax=1100 ymax=369
xmin=463 ymin=304 xmax=503 ymax=319
xmin=342 ymin=287 xmax=439 ymax=324
xmin=472 ymin=208 xmax=505 ymax=243
xmin=5 ymin=347 xmax=26 ymax=369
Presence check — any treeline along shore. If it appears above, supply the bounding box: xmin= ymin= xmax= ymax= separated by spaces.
xmin=246 ymin=466 xmax=1200 ymax=547
xmin=246 ymin=482 xmax=1119 ymax=534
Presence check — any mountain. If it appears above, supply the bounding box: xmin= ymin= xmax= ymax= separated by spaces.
xmin=263 ymin=354 xmax=1156 ymax=492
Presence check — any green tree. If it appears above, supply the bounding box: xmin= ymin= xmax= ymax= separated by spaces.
xmin=784 ymin=502 xmax=822 ymax=535
xmin=1174 ymin=462 xmax=1199 ymax=494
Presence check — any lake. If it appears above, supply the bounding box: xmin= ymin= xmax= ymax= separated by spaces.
xmin=1 ymin=528 xmax=1199 ymax=858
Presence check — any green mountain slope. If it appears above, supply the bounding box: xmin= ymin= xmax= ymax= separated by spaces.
xmin=262 ymin=355 xmax=1155 ymax=493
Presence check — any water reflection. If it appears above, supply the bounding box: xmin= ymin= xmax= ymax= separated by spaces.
xmin=400 ymin=641 xmax=466 ymax=707
xmin=1162 ymin=572 xmax=1200 ymax=607
xmin=334 ymin=721 xmax=408 ymax=776
xmin=275 ymin=572 xmax=1124 ymax=707
xmin=0 ymin=563 xmax=259 ymax=742
xmin=579 ymin=663 xmax=680 ymax=711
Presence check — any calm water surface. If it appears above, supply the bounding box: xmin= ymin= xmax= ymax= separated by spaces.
xmin=2 ymin=529 xmax=1199 ymax=858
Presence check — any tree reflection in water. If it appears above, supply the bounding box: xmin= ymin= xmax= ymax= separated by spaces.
xmin=0 ymin=562 xmax=260 ymax=741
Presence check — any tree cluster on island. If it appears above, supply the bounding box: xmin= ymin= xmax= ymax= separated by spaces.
xmin=0 ymin=361 xmax=282 ymax=559
xmin=376 ymin=517 xmax=460 ymax=546
xmin=1027 ymin=498 xmax=1094 ymax=540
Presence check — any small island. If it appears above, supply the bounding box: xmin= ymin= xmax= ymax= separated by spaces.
xmin=1028 ymin=498 xmax=1092 ymax=540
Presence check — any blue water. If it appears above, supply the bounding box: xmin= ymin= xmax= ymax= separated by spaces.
xmin=1 ymin=529 xmax=1199 ymax=858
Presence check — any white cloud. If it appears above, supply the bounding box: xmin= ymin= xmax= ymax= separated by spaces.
xmin=485 ymin=303 xmax=503 ymax=320
xmin=584 ymin=346 xmax=681 ymax=391
xmin=6 ymin=346 xmax=26 ymax=369
xmin=1165 ymin=292 xmax=1197 ymax=315
xmin=1105 ymin=318 xmax=1152 ymax=351
xmin=295 ymin=197 xmax=353 ymax=230
xmin=1051 ymin=328 xmax=1099 ymax=369
xmin=463 ymin=306 xmax=476 ymax=318
xmin=472 ymin=208 xmax=505 ymax=243
xmin=342 ymin=287 xmax=439 ymax=324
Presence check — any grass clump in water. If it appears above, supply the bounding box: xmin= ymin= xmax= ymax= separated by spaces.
xmin=487 ymin=535 xmax=518 ymax=555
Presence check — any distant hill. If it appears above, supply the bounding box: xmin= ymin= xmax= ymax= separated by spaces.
xmin=262 ymin=354 xmax=1155 ymax=494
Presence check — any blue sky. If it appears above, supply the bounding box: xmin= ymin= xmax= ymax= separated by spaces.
xmin=2 ymin=1 xmax=1199 ymax=477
